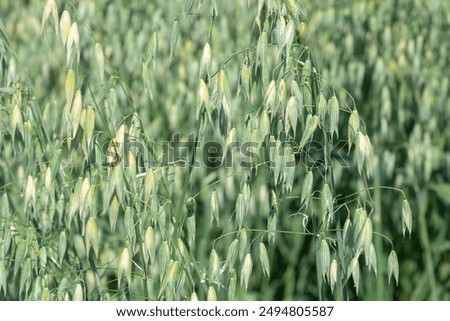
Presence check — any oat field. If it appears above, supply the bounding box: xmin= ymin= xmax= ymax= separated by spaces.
xmin=0 ymin=0 xmax=448 ymax=300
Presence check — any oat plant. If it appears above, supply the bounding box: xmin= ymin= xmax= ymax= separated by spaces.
xmin=0 ymin=0 xmax=411 ymax=300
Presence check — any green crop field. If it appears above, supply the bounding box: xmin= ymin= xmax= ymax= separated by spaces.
xmin=0 ymin=0 xmax=448 ymax=301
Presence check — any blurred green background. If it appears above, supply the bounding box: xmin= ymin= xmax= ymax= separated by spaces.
xmin=0 ymin=0 xmax=449 ymax=300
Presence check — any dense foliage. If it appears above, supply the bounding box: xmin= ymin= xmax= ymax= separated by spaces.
xmin=0 ymin=0 xmax=447 ymax=300
xmin=303 ymin=0 xmax=450 ymax=300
